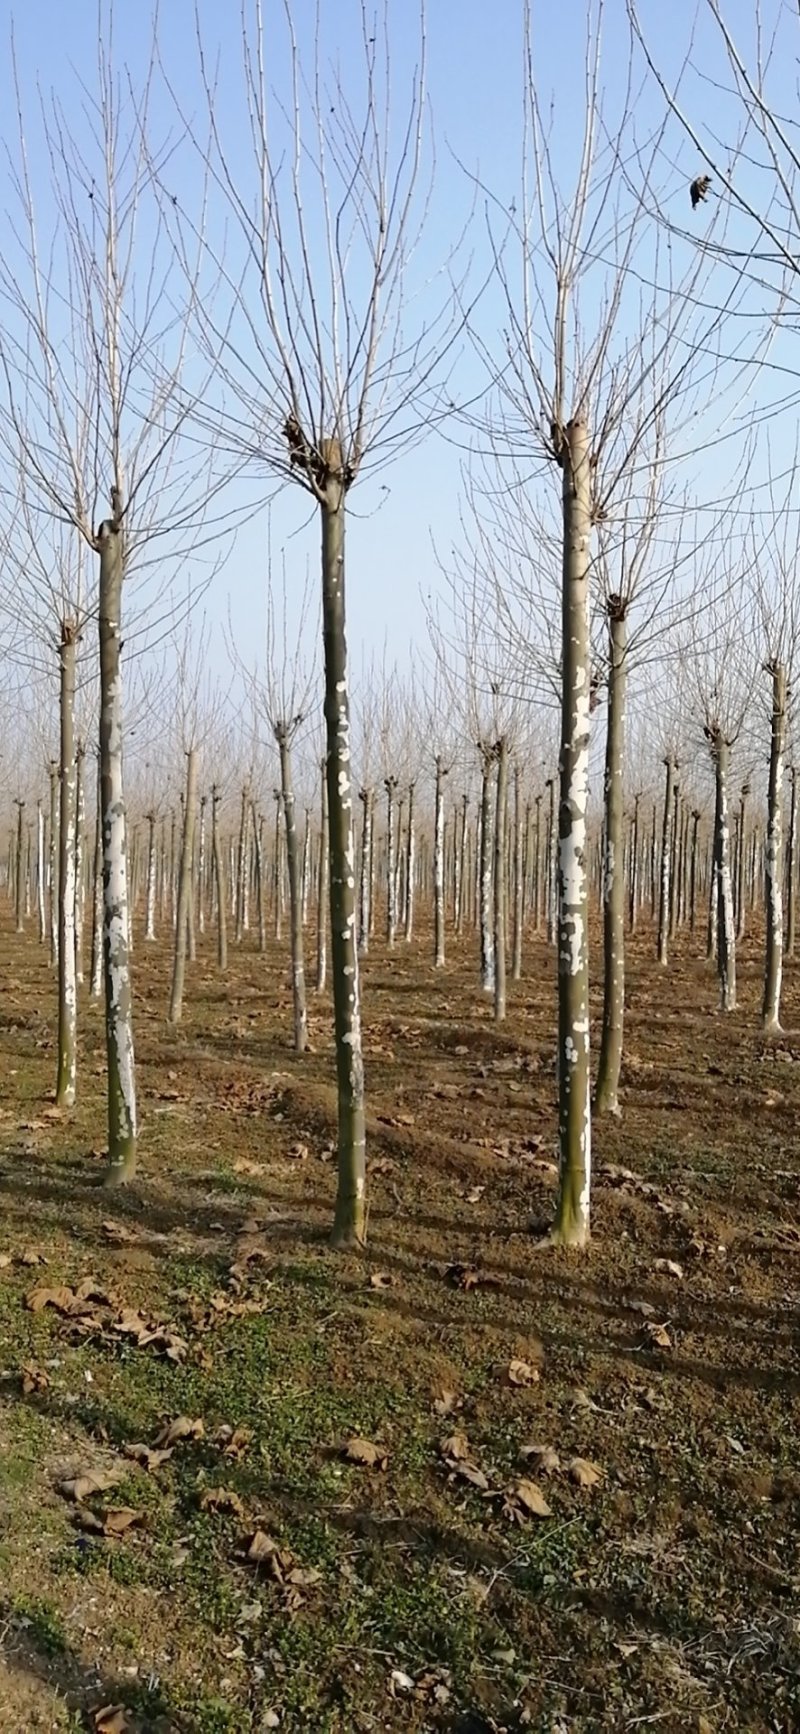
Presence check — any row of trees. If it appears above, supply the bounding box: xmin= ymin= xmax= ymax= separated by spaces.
xmin=0 ymin=0 xmax=795 ymax=1251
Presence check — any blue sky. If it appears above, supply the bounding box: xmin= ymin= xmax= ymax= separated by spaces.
xmin=1 ymin=0 xmax=797 ymax=788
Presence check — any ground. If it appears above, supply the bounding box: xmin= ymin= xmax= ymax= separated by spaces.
xmin=0 ymin=909 xmax=798 ymax=1734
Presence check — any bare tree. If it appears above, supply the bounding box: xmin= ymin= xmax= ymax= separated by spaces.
xmin=0 ymin=19 xmax=228 ymax=1181
xmin=166 ymin=1 xmax=465 ymax=1244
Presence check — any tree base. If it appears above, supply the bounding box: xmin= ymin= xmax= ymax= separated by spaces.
xmin=103 ymin=1151 xmax=137 ymax=1187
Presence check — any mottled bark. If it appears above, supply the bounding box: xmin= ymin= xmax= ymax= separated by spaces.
xmin=321 ymin=448 xmax=365 ymax=1247
xmin=689 ymin=811 xmax=701 ymax=932
xmin=546 ymin=777 xmax=556 ymax=946
xmin=358 ymin=788 xmax=372 ymax=955
xmin=736 ymin=783 xmax=749 ymax=941
xmin=90 ymin=760 xmax=103 ymax=999
xmin=97 ymin=515 xmax=137 ymax=1183
xmin=316 ymin=756 xmax=329 ymax=993
xmin=552 ymin=416 xmax=592 ymax=1247
xmin=74 ymin=743 xmax=86 ymax=985
xmin=763 ymin=663 xmax=785 ymax=1031
xmin=595 ymin=599 xmax=627 ymax=1116
xmin=168 ymin=747 xmax=198 ymax=1024
xmin=628 ymin=792 xmax=640 ymax=932
xmin=455 ymin=794 xmax=468 ymax=936
xmin=197 ymin=796 xmax=207 ymax=936
xmin=14 ymin=800 xmax=25 ymax=935
xmin=36 ymin=800 xmax=46 ymax=944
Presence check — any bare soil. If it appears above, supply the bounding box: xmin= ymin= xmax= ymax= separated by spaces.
xmin=0 ymin=911 xmax=798 ymax=1733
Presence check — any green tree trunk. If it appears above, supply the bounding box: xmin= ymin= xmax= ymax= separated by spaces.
xmin=97 ymin=515 xmax=137 ymax=1183
xmin=321 ymin=447 xmax=366 ymax=1248
xmin=552 ymin=416 xmax=593 ymax=1247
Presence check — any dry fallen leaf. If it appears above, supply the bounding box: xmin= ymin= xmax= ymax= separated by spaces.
xmin=568 ymin=1456 xmax=604 ymax=1490
xmin=654 ymin=1258 xmax=684 ymax=1280
xmin=241 ymin=1528 xmax=279 ymax=1565
xmin=21 ymin=1364 xmax=50 ymax=1396
xmin=341 ymin=1437 xmax=389 ymax=1470
xmin=19 ymin=1248 xmax=47 ymax=1267
xmin=200 ymin=1485 xmax=245 ymax=1517
xmin=74 ymin=1505 xmax=145 ymax=1538
xmin=432 ymin=1388 xmax=458 ymax=1417
xmin=519 ymin=1443 xmax=561 ymax=1475
xmin=93 ymin=1708 xmax=138 ymax=1734
xmin=57 ymin=1467 xmax=123 ymax=1503
xmin=509 ymin=1477 xmax=551 ymax=1519
xmin=154 ymin=1415 xmax=205 ymax=1447
xmin=26 ymin=1285 xmax=81 ymax=1316
xmin=643 ymin=1321 xmax=672 ymax=1350
xmin=368 ymin=1270 xmax=395 ymax=1290
xmin=215 ymin=1425 xmax=253 ymax=1460
xmin=444 ymin=1263 xmax=498 ymax=1292
xmin=440 ymin=1432 xmax=471 ymax=1462
xmin=506 ymin=1358 xmax=540 ymax=1388
xmin=123 ymin=1442 xmax=173 ymax=1472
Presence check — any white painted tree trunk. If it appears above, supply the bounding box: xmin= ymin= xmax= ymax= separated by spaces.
xmin=197 ymin=796 xmax=207 ymax=936
xmin=90 ymin=763 xmax=103 ymax=1001
xmin=709 ymin=728 xmax=736 ymax=1011
xmin=552 ymin=416 xmax=592 ymax=1247
xmin=358 ymin=788 xmax=371 ymax=956
xmin=212 ymin=787 xmax=228 ymax=971
xmin=595 ymin=601 xmax=627 ymax=1116
xmin=512 ymin=763 xmax=523 ymax=981
xmin=786 ymin=767 xmax=797 ymax=957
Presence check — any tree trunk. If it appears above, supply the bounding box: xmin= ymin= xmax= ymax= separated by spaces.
xmin=787 ymin=767 xmax=797 ymax=957
xmin=657 ymin=756 xmax=675 ymax=966
xmin=385 ymin=776 xmax=398 ymax=948
xmin=689 ymin=811 xmax=700 ymax=932
xmin=197 ymin=796 xmax=207 ymax=936
xmin=710 ymin=729 xmax=736 ymax=1011
xmin=512 ymin=762 xmax=523 ymax=980
xmin=145 ymin=815 xmax=157 ymax=940
xmin=358 ymin=788 xmax=371 ymax=955
xmin=55 ymin=624 xmax=78 ymax=1108
xmin=595 ymin=599 xmax=627 ymax=1116
xmin=321 ymin=450 xmax=366 ymax=1247
xmin=628 ymin=792 xmax=640 ymax=932
xmin=14 ymin=800 xmax=25 ymax=934
xmin=74 ymin=743 xmax=86 ymax=985
xmin=36 ymin=799 xmax=46 ymax=944
xmin=90 ymin=759 xmax=103 ymax=999
xmin=479 ymin=748 xmax=495 ymax=993
xmin=762 ymin=663 xmax=785 ymax=1031
xmin=455 ymin=794 xmax=468 ymax=936
xmin=668 ymin=780 xmax=680 ymax=939
xmin=552 ymin=416 xmax=592 ymax=1247
xmin=546 ymin=777 xmax=556 ymax=945
xmin=277 ymin=727 xmax=308 ymax=1055
xmin=97 ymin=516 xmax=137 ymax=1183
xmin=404 ymin=781 xmax=416 ymax=942
xmin=316 ymin=755 xmax=329 ymax=993
xmin=212 ymin=787 xmax=228 ymax=970
xmin=493 ymin=738 xmax=508 ymax=1021
xmin=301 ymin=808 xmax=311 ymax=929
xmin=736 ymin=783 xmax=749 ymax=941
xmin=433 ymin=759 xmax=446 ymax=966
xmin=48 ymin=769 xmax=59 ymax=971
xmin=168 ymin=747 xmax=198 ymax=1024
